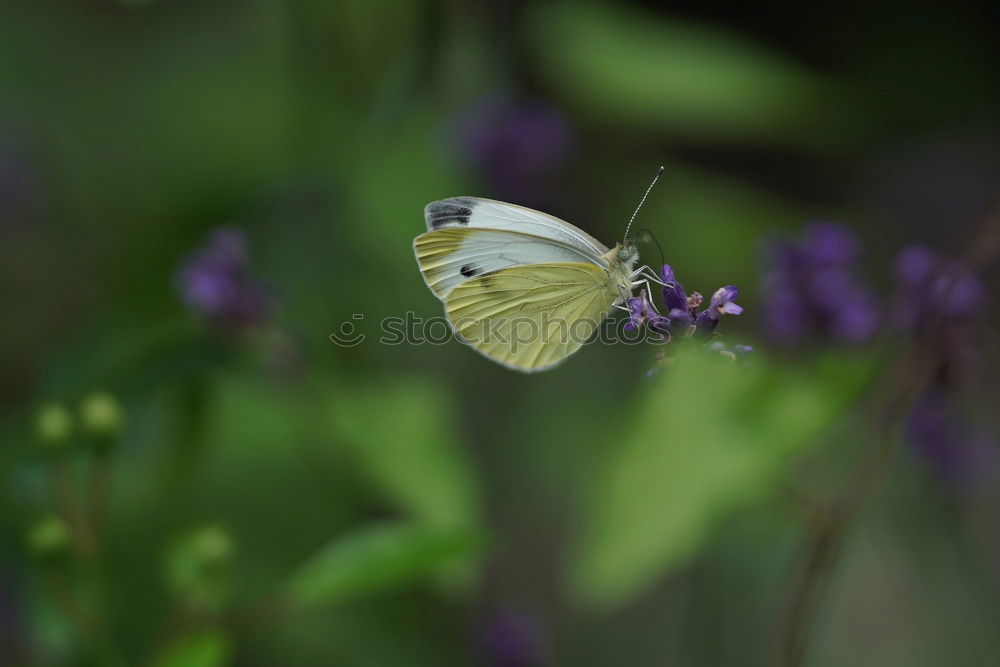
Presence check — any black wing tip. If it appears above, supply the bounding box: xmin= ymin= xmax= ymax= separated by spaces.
xmin=424 ymin=197 xmax=479 ymax=229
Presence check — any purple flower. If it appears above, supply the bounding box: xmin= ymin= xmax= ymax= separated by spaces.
xmin=906 ymin=390 xmax=998 ymax=484
xmin=660 ymin=264 xmax=688 ymax=312
xmin=694 ymin=286 xmax=742 ymax=335
xmin=176 ymin=228 xmax=271 ymax=331
xmin=627 ymin=263 xmax=748 ymax=376
xmin=892 ymin=245 xmax=986 ymax=330
xmin=480 ymin=611 xmax=546 ymax=667
xmin=630 ymin=266 xmax=744 ymax=340
xmin=668 ymin=308 xmax=693 ymax=329
xmin=626 ymin=290 xmax=669 ymax=338
xmin=760 ymin=222 xmax=878 ymax=345
xmin=452 ymin=97 xmax=574 ymax=205
xmin=801 ymin=222 xmax=860 ymax=266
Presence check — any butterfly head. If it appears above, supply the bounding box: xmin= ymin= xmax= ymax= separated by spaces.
xmin=615 ymin=241 xmax=639 ymax=268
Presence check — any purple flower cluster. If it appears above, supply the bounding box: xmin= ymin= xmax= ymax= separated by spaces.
xmin=175 ymin=228 xmax=271 ymax=331
xmin=759 ymin=223 xmax=995 ymax=484
xmin=906 ymin=389 xmax=997 ymax=484
xmin=892 ymin=246 xmax=991 ymax=483
xmin=760 ymin=222 xmax=879 ymax=346
xmin=453 ymin=97 xmax=574 ymax=205
xmin=891 ymin=245 xmax=987 ymax=330
xmin=626 ymin=264 xmax=747 ymax=363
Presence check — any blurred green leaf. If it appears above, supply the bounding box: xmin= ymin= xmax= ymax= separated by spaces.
xmin=329 ymin=377 xmax=481 ymax=530
xmin=527 ymin=2 xmax=844 ymax=146
xmin=153 ymin=629 xmax=231 ymax=667
xmin=570 ymin=347 xmax=873 ymax=610
xmin=286 ymin=521 xmax=485 ymax=610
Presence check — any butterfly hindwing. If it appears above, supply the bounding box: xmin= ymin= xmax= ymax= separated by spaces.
xmin=444 ymin=262 xmax=616 ymax=372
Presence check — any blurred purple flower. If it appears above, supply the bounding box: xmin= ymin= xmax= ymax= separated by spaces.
xmin=906 ymin=389 xmax=998 ymax=484
xmin=453 ymin=97 xmax=575 ymax=204
xmin=667 ymin=307 xmax=693 ymax=330
xmin=175 ymin=228 xmax=271 ymax=331
xmin=480 ymin=611 xmax=546 ymax=667
xmin=891 ymin=245 xmax=987 ymax=330
xmin=760 ymin=222 xmax=879 ymax=346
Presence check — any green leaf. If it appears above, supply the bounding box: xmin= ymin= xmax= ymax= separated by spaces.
xmin=329 ymin=377 xmax=481 ymax=531
xmin=527 ymin=2 xmax=847 ymax=147
xmin=286 ymin=522 xmax=485 ymax=610
xmin=569 ymin=347 xmax=873 ymax=610
xmin=153 ymin=630 xmax=231 ymax=667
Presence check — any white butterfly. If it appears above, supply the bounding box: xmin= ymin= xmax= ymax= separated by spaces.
xmin=414 ymin=170 xmax=666 ymax=372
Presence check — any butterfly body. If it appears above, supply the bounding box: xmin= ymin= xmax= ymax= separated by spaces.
xmin=414 ymin=197 xmax=643 ymax=372
xmin=602 ymin=242 xmax=640 ymax=305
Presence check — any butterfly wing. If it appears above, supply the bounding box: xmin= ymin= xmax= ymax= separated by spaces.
xmin=444 ymin=262 xmax=617 ymax=372
xmin=424 ymin=197 xmax=609 ymax=257
xmin=414 ymin=227 xmax=606 ymax=299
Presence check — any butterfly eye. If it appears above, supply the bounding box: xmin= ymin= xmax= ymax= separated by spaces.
xmin=618 ymin=249 xmax=630 ymax=261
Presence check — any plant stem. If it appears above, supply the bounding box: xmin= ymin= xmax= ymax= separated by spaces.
xmin=87 ymin=449 xmax=113 ymax=554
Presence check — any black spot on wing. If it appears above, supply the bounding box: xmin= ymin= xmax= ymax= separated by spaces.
xmin=425 ymin=198 xmax=477 ymax=229
xmin=460 ymin=264 xmax=480 ymax=278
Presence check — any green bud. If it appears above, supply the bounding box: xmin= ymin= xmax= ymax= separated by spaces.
xmin=192 ymin=525 xmax=234 ymax=568
xmin=26 ymin=515 xmax=70 ymax=558
xmin=79 ymin=392 xmax=124 ymax=439
xmin=36 ymin=403 xmax=73 ymax=450
xmin=167 ymin=525 xmax=235 ymax=611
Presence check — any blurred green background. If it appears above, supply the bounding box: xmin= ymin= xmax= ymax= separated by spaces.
xmin=1 ymin=1 xmax=998 ymax=665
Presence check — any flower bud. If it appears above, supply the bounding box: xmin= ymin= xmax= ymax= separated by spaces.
xmin=167 ymin=525 xmax=235 ymax=611
xmin=35 ymin=403 xmax=73 ymax=451
xmin=191 ymin=525 xmax=234 ymax=569
xmin=79 ymin=392 xmax=124 ymax=440
xmin=26 ymin=515 xmax=70 ymax=559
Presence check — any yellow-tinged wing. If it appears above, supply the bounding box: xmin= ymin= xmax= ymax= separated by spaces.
xmin=444 ymin=262 xmax=618 ymax=372
xmin=414 ymin=227 xmax=606 ymax=299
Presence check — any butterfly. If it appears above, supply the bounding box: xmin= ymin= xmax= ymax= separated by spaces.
xmin=413 ymin=169 xmax=667 ymax=372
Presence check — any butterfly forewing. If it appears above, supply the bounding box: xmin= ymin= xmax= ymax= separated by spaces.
xmin=424 ymin=197 xmax=608 ymax=257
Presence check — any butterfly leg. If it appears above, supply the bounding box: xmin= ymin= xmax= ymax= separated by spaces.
xmin=630 ymin=265 xmax=667 ymax=285
xmin=631 ymin=279 xmax=665 ymax=316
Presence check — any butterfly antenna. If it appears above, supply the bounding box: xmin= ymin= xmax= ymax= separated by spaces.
xmin=623 ymin=165 xmax=664 ymax=244
xmin=636 ymin=228 xmax=665 ymax=268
